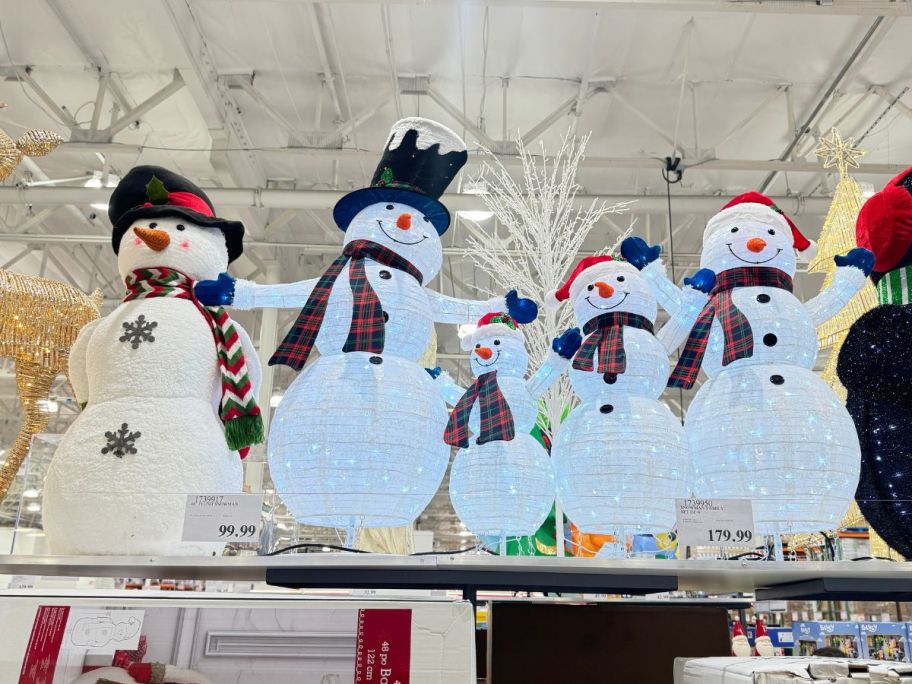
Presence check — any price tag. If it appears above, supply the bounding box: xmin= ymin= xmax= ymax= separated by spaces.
xmin=675 ymin=498 xmax=754 ymax=548
xmin=181 ymin=494 xmax=261 ymax=542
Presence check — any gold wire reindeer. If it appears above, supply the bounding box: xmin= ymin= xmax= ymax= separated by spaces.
xmin=0 ymin=271 xmax=102 ymax=502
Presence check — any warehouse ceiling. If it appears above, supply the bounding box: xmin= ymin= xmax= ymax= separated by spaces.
xmin=2 ymin=0 xmax=912 ymax=550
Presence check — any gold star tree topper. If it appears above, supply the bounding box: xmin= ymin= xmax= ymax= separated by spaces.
xmin=814 ymin=127 xmax=865 ymax=177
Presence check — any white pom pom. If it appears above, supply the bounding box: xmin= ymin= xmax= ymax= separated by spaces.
xmin=796 ymin=240 xmax=818 ymax=262
xmin=545 ymin=290 xmax=563 ymax=310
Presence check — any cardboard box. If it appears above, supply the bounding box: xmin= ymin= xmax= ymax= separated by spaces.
xmin=860 ymin=623 xmax=909 ymax=662
xmin=676 ymin=657 xmax=912 ymax=683
xmin=0 ymin=592 xmax=475 ymax=684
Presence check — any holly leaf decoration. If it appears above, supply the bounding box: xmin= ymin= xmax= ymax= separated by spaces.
xmin=145 ymin=175 xmax=170 ymax=205
xmin=379 ymin=167 xmax=394 ymax=186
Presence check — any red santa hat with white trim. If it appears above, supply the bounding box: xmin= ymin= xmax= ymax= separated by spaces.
xmin=461 ymin=311 xmax=525 ymax=351
xmin=545 ymin=255 xmax=639 ymax=310
xmin=705 ymin=191 xmax=817 ymax=261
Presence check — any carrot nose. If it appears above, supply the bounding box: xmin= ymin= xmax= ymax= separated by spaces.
xmin=133 ymin=226 xmax=171 ymax=251
xmin=746 ymin=237 xmax=767 ymax=253
xmin=396 ymin=213 xmax=412 ymax=230
xmin=594 ymin=281 xmax=615 ymax=298
xmin=475 ymin=346 xmax=493 ymax=360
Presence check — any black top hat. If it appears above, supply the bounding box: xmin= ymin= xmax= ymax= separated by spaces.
xmin=333 ymin=118 xmax=468 ymax=235
xmin=108 ymin=165 xmax=245 ymax=263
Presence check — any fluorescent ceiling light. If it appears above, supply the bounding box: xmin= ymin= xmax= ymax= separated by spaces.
xmin=457 ymin=324 xmax=477 ymax=339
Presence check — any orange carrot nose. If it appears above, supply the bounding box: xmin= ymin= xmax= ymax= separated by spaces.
xmin=746 ymin=237 xmax=767 ymax=253
xmin=396 ymin=213 xmax=412 ymax=230
xmin=475 ymin=346 xmax=493 ymax=360
xmin=594 ymin=280 xmax=615 ymax=298
xmin=133 ymin=226 xmax=171 ymax=251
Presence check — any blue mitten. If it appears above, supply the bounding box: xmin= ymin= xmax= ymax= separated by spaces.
xmin=620 ymin=236 xmax=661 ymax=270
xmin=505 ymin=289 xmax=539 ymax=324
xmin=194 ymin=272 xmax=236 ymax=306
xmin=552 ymin=327 xmax=583 ymax=360
xmin=834 ymin=247 xmax=875 ymax=276
xmin=425 ymin=366 xmax=443 ymax=379
xmin=683 ymin=268 xmax=717 ymax=294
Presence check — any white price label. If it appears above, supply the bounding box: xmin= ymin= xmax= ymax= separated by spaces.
xmin=675 ymin=498 xmax=754 ymax=548
xmin=181 ymin=494 xmax=261 ymax=542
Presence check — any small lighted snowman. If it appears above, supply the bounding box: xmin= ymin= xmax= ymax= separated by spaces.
xmin=433 ymin=312 xmax=581 ymax=548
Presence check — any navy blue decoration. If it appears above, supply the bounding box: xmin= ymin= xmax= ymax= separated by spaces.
xmin=684 ymin=268 xmax=717 ymax=294
xmin=333 ymin=126 xmax=468 ymax=235
xmin=425 ymin=366 xmax=443 ymax=379
xmin=194 ymin=272 xmax=237 ymax=306
xmin=620 ymin=236 xmax=662 ymax=270
xmin=552 ymin=327 xmax=583 ymax=359
xmin=505 ymin=289 xmax=539 ymax=324
xmin=834 ymin=247 xmax=876 ymax=276
xmin=838 ymin=304 xmax=912 ymax=558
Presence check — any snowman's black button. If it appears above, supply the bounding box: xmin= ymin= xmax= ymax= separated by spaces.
xmin=382 ymin=311 xmax=389 ymax=322
xmin=369 ymin=356 xmax=383 ymax=365
xmin=763 ymin=333 xmax=777 ymax=346
xmin=379 ymin=270 xmax=392 ymax=280
xmin=770 ymin=374 xmax=784 ymax=385
xmin=599 ymin=404 xmax=614 ymax=414
xmin=757 ymin=294 xmax=771 ymax=303
xmin=603 ymin=373 xmax=617 ymax=384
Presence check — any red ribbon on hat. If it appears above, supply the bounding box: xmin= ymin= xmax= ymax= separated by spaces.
xmin=142 ymin=191 xmax=214 ymax=218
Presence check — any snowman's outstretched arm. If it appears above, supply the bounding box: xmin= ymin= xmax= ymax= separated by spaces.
xmin=231 ymin=277 xmax=320 ymax=310
xmin=67 ymin=318 xmax=102 ymax=406
xmin=526 ymin=353 xmax=570 ymax=399
xmin=425 ymin=290 xmax=509 ymax=324
xmin=432 ymin=369 xmax=465 ymax=406
xmin=805 ymin=249 xmax=873 ymax=327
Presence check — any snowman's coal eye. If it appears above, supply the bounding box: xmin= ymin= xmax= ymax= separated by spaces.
xmin=587 ymin=284 xmax=594 ymax=291
xmin=475 ymin=344 xmax=480 ymax=349
xmin=494 ymin=339 xmax=501 ymax=345
xmin=149 ymin=222 xmax=157 ymax=229
xmin=386 ymin=204 xmax=394 ymax=210
xmin=730 ymin=227 xmax=739 ymax=233
xmin=176 ymin=224 xmax=185 ymax=231
xmin=617 ymin=275 xmax=625 ymax=282
xmin=768 ymin=228 xmax=776 ymax=235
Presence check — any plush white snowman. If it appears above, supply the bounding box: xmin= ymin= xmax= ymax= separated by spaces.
xmin=622 ymin=191 xmax=874 ymax=540
xmin=195 ymin=118 xmax=537 ymax=531
xmin=43 ymin=166 xmax=262 ymax=555
xmin=70 ymin=663 xmax=210 ymax=684
xmin=546 ymin=255 xmax=692 ymax=539
xmin=432 ymin=312 xmax=580 ymax=543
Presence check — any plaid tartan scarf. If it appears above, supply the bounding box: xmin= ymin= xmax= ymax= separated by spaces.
xmin=668 ymin=266 xmax=793 ymax=389
xmin=270 ymin=239 xmax=423 ymax=370
xmin=124 ymin=268 xmax=264 ymax=456
xmin=573 ymin=312 xmax=655 ymax=377
xmin=444 ymin=371 xmax=515 ymax=448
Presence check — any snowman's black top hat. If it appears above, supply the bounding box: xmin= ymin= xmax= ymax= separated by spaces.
xmin=108 ymin=165 xmax=245 ymax=263
xmin=333 ymin=118 xmax=468 ymax=235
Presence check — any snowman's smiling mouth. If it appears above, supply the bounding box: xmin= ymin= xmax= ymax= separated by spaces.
xmin=473 ymin=350 xmax=501 ymax=367
xmin=377 ymin=220 xmax=428 ymax=245
xmin=727 ymin=243 xmax=782 ymax=264
xmin=585 ymin=292 xmax=628 ymax=310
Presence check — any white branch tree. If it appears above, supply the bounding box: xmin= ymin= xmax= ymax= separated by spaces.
xmin=464 ymin=131 xmax=633 ymax=439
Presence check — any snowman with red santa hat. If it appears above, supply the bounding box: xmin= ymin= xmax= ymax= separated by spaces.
xmin=622 ymin=192 xmax=874 ymax=547
xmin=547 ymin=254 xmax=692 ymax=546
xmin=432 ymin=312 xmax=581 ymax=548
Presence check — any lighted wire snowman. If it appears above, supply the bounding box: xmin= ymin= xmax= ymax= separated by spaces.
xmin=432 ymin=312 xmax=581 ymax=549
xmin=195 ymin=118 xmax=537 ymax=537
xmin=547 ymin=255 xmax=692 ymax=549
xmin=622 ymin=192 xmax=873 ymax=548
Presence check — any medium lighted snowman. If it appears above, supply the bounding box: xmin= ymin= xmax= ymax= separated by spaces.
xmin=547 ymin=255 xmax=692 ymax=541
xmin=432 ymin=312 xmax=581 ymax=546
xmin=43 ymin=166 xmax=262 ymax=555
xmin=622 ymin=192 xmax=873 ymax=542
xmin=195 ymin=118 xmax=537 ymax=532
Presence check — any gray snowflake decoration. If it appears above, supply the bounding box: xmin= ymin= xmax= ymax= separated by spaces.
xmin=101 ymin=423 xmax=141 ymax=458
xmin=120 ymin=315 xmax=157 ymax=349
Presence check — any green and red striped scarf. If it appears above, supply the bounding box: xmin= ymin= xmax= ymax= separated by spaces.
xmin=877 ymin=265 xmax=912 ymax=305
xmin=124 ymin=268 xmax=264 ymax=457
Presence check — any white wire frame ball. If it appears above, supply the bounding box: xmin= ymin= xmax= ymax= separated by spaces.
xmin=267 ymin=352 xmax=450 ymax=528
xmin=449 ymin=434 xmax=555 ymax=538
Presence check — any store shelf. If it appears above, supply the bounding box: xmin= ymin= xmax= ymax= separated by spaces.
xmin=2 ymin=554 xmax=911 ymax=599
